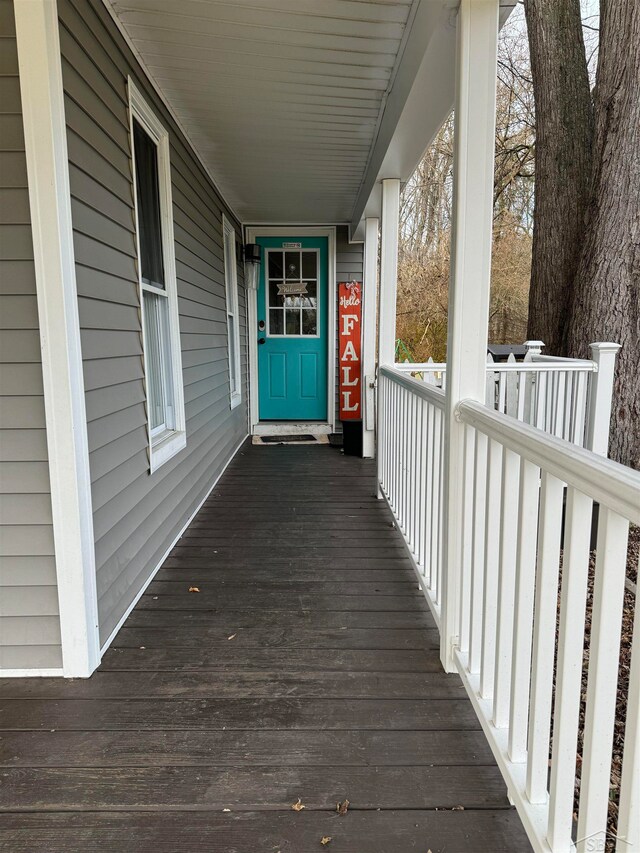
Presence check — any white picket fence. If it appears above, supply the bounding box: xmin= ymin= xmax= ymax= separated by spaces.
xmin=395 ymin=342 xmax=620 ymax=457
xmin=376 ymin=362 xmax=639 ymax=853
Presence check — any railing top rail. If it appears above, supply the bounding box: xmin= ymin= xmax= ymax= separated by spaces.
xmin=395 ymin=361 xmax=597 ymax=374
xmin=458 ymin=399 xmax=640 ymax=524
xmin=380 ymin=364 xmax=446 ymax=408
xmin=530 ymin=353 xmax=595 ymax=365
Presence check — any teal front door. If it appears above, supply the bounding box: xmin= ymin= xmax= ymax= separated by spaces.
xmin=257 ymin=236 xmax=328 ymax=421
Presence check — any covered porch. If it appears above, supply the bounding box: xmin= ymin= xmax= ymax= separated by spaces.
xmin=3 ymin=0 xmax=639 ymax=851
xmin=0 ymin=441 xmax=530 ymax=851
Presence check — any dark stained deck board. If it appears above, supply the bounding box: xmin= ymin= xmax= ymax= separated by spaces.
xmin=0 ymin=730 xmax=495 ymax=767
xmin=146 ymin=581 xmax=422 ymax=595
xmin=0 ymin=670 xmax=466 ymax=700
xmin=0 ymin=766 xmax=511 ymax=811
xmin=105 ymin=625 xmax=441 ymax=648
xmin=98 ymin=647 xmax=445 ymax=672
xmin=0 ymin=442 xmax=531 ymax=852
xmin=0 ymin=810 xmax=531 ymax=853
xmin=0 ymin=697 xmax=480 ymax=730
xmin=124 ymin=608 xmax=433 ymax=629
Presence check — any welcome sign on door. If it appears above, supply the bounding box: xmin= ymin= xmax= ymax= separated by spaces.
xmin=338 ymin=281 xmax=362 ymax=420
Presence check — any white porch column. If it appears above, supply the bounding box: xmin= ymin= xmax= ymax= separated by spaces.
xmin=378 ymin=179 xmax=400 ymax=367
xmin=362 ymin=218 xmax=379 ymax=458
xmin=15 ymin=0 xmax=101 ymax=676
xmin=441 ymin=0 xmax=499 ymax=672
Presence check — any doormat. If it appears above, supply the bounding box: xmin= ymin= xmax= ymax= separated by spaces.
xmin=253 ymin=434 xmax=329 ymax=446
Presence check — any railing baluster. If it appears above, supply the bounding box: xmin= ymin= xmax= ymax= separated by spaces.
xmin=424 ymin=402 xmax=433 ymax=585
xmin=573 ymin=371 xmax=588 ymax=447
xmin=432 ymin=406 xmax=443 ymax=602
xmin=411 ymin=393 xmax=419 ymax=553
xmin=577 ymin=508 xmax=629 ymax=849
xmin=508 ymin=458 xmax=540 ymax=762
xmin=493 ymin=447 xmax=520 ymax=728
xmin=617 ymin=583 xmax=639 ymax=852
xmin=469 ymin=430 xmax=488 ymax=674
xmin=526 ymin=471 xmax=564 ymax=804
xmin=548 ymin=486 xmax=593 ymax=851
xmin=427 ymin=403 xmax=436 ymax=590
xmin=498 ymin=370 xmax=507 ymax=413
xmin=480 ymin=438 xmax=503 ymax=700
xmin=458 ymin=424 xmax=475 ymax=655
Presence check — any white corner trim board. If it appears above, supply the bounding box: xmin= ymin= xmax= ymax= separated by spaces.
xmin=14 ymin=0 xmax=101 ymax=678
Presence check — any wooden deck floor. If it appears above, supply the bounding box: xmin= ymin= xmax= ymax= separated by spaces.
xmin=0 ymin=441 xmax=530 ymax=852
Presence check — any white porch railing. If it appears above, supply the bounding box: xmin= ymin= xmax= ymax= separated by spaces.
xmin=377 ymin=367 xmax=446 ymax=624
xmin=395 ymin=342 xmax=620 ymax=455
xmin=377 ymin=363 xmax=640 ymax=853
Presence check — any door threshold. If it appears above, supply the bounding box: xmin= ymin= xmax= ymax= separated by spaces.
xmin=253 ymin=422 xmax=332 ymax=436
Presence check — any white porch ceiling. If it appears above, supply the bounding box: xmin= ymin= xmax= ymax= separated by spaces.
xmin=106 ymin=0 xmax=424 ymax=224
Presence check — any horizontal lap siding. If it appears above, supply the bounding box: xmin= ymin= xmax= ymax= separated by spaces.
xmin=58 ymin=0 xmax=248 ymax=645
xmin=0 ymin=0 xmax=62 ymax=670
xmin=335 ymin=226 xmax=364 ymax=432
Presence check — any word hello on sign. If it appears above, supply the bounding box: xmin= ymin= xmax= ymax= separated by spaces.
xmin=338 ymin=281 xmax=362 ymax=420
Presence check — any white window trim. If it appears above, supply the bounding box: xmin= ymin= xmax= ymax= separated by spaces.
xmin=128 ymin=77 xmax=186 ymax=471
xmin=223 ymin=214 xmax=242 ymax=410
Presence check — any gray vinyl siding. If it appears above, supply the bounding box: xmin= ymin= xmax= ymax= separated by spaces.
xmin=58 ymin=0 xmax=248 ymax=644
xmin=0 ymin=0 xmax=62 ymax=670
xmin=335 ymin=226 xmax=364 ymax=432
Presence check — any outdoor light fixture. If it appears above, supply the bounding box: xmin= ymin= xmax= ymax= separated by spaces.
xmin=244 ymin=243 xmax=261 ymax=291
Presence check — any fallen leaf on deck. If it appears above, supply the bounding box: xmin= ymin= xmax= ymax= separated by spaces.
xmin=452 ymin=805 xmax=464 ymax=811
xmin=228 ymin=633 xmax=237 ymax=640
xmin=222 ymin=808 xmax=231 ymax=812
xmin=320 ymin=837 xmax=332 ymax=846
xmin=188 ymin=586 xmax=200 ymax=593
xmin=336 ymin=799 xmax=349 ymax=815
xmin=291 ymin=798 xmax=305 ymax=812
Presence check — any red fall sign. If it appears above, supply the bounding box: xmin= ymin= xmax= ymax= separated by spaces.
xmin=338 ymin=281 xmax=362 ymax=420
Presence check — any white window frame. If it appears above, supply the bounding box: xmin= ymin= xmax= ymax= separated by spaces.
xmin=128 ymin=77 xmax=186 ymax=471
xmin=222 ymin=214 xmax=242 ymax=410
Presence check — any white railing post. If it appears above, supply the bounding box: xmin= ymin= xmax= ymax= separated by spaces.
xmin=585 ymin=342 xmax=621 ymax=457
xmin=376 ymin=179 xmax=400 ymax=497
xmin=441 ymin=0 xmax=499 ymax=672
xmin=362 ymin=217 xmax=379 ymax=460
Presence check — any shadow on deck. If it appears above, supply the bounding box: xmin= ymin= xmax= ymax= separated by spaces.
xmin=0 ymin=441 xmax=530 ymax=852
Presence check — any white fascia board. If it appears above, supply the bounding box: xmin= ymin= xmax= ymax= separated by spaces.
xmin=15 ymin=0 xmax=101 ymax=677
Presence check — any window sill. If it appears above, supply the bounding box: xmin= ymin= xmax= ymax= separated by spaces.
xmin=230 ymin=393 xmax=242 ymax=411
xmin=149 ymin=429 xmax=187 ymax=473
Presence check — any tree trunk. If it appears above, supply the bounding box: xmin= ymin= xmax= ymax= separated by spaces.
xmin=524 ymin=0 xmax=593 ymax=354
xmin=567 ymin=0 xmax=640 ymax=468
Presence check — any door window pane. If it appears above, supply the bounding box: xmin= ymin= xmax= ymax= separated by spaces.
xmin=301 ymin=251 xmax=316 ymax=279
xmin=285 ymin=309 xmax=300 ymax=335
xmin=285 ymin=251 xmax=300 ymax=280
xmin=301 ymin=281 xmax=317 ymax=307
xmin=269 ymin=281 xmax=285 ymax=307
xmin=269 ymin=309 xmax=284 ymax=335
xmin=268 ymin=252 xmax=283 ymax=278
xmin=302 ymin=309 xmax=317 ymax=336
